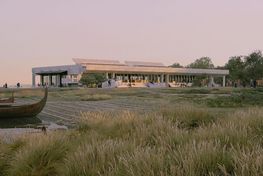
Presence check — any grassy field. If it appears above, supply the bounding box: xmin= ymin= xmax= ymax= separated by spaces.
xmin=1 ymin=87 xmax=263 ymax=175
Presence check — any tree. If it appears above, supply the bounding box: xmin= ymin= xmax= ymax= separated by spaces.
xmin=80 ymin=73 xmax=106 ymax=87
xmin=187 ymin=57 xmax=214 ymax=69
xmin=225 ymin=56 xmax=246 ymax=83
xmin=170 ymin=62 xmax=183 ymax=68
xmin=244 ymin=50 xmax=263 ymax=81
xmin=224 ymin=51 xmax=263 ymax=87
xmin=188 ymin=57 xmax=214 ymax=86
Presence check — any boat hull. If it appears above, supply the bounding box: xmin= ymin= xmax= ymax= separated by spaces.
xmin=0 ymin=88 xmax=48 ymax=118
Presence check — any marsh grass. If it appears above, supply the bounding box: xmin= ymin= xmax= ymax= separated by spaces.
xmin=1 ymin=105 xmax=263 ymax=175
xmin=80 ymin=94 xmax=112 ymax=101
xmin=206 ymin=88 xmax=263 ymax=107
xmin=0 ymin=140 xmax=26 ymax=176
xmin=7 ymin=134 xmax=70 ymax=176
xmin=161 ymin=105 xmax=215 ymax=129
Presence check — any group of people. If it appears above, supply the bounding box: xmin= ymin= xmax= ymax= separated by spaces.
xmin=232 ymin=80 xmax=257 ymax=88
xmin=2 ymin=82 xmax=21 ymax=88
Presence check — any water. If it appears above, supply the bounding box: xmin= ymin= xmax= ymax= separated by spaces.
xmin=0 ymin=116 xmax=68 ymax=141
xmin=0 ymin=117 xmax=42 ymax=128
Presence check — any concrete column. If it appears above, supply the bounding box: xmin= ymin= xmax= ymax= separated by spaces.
xmin=209 ymin=76 xmax=214 ymax=87
xmin=40 ymin=75 xmax=44 ymax=86
xmin=161 ymin=74 xmax=164 ymax=83
xmin=165 ymin=74 xmax=169 ymax=84
xmin=32 ymin=73 xmax=36 ymax=87
xmin=105 ymin=72 xmax=109 ymax=79
xmin=56 ymin=75 xmax=60 ymax=87
xmin=49 ymin=75 xmax=52 ymax=86
xmin=112 ymin=73 xmax=116 ymax=79
xmin=223 ymin=76 xmax=226 ymax=87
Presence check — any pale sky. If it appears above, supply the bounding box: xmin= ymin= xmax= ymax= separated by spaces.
xmin=0 ymin=0 xmax=263 ymax=84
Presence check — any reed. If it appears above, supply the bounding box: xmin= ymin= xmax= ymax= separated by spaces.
xmin=1 ymin=106 xmax=263 ymax=175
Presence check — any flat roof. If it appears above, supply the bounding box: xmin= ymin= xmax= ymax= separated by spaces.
xmin=125 ymin=61 xmax=165 ymax=67
xmin=32 ymin=65 xmax=84 ymax=75
xmin=73 ymin=58 xmax=166 ymax=67
xmin=73 ymin=58 xmax=123 ymax=66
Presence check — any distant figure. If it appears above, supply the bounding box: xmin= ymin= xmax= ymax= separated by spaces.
xmin=234 ymin=82 xmax=237 ymax=88
xmin=250 ymin=79 xmax=254 ymax=88
xmin=3 ymin=83 xmax=7 ymax=88
xmin=242 ymin=82 xmax=246 ymax=88
xmin=41 ymin=126 xmax=47 ymax=135
xmin=108 ymin=80 xmax=111 ymax=87
xmin=253 ymin=80 xmax=257 ymax=88
xmin=129 ymin=79 xmax=132 ymax=87
xmin=16 ymin=82 xmax=21 ymax=88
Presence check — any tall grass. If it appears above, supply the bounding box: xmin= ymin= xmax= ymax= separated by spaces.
xmin=1 ymin=106 xmax=263 ymax=175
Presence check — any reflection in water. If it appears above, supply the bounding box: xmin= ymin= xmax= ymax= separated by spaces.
xmin=0 ymin=117 xmax=42 ymax=128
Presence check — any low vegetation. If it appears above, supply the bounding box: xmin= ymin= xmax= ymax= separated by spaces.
xmin=80 ymin=94 xmax=112 ymax=101
xmin=1 ymin=104 xmax=263 ymax=175
xmin=205 ymin=88 xmax=263 ymax=107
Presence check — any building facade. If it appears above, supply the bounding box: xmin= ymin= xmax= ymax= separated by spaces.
xmin=32 ymin=59 xmax=229 ymax=88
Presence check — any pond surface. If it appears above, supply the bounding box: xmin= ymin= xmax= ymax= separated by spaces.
xmin=0 ymin=116 xmax=68 ymax=141
xmin=0 ymin=117 xmax=42 ymax=128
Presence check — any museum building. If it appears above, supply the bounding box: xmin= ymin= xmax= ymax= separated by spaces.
xmin=32 ymin=59 xmax=229 ymax=88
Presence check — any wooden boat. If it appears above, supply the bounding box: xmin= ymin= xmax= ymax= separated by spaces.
xmin=0 ymin=97 xmax=14 ymax=104
xmin=0 ymin=88 xmax=48 ymax=118
xmin=0 ymin=93 xmax=14 ymax=104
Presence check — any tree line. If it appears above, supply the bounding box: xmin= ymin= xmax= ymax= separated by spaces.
xmin=171 ymin=50 xmax=263 ymax=86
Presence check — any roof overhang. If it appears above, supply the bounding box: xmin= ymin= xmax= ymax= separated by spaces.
xmin=83 ymin=64 xmax=229 ymax=76
xmin=32 ymin=65 xmax=84 ymax=75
